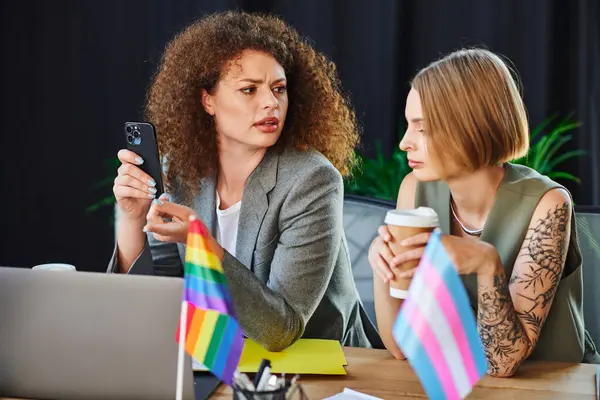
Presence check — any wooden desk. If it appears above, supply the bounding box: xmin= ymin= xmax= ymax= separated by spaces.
xmin=212 ymin=347 xmax=597 ymax=399
xmin=1 ymin=348 xmax=595 ymax=399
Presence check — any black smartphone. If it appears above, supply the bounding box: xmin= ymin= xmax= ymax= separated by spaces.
xmin=124 ymin=121 xmax=165 ymax=198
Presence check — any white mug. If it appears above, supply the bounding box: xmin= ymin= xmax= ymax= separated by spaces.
xmin=32 ymin=263 xmax=77 ymax=272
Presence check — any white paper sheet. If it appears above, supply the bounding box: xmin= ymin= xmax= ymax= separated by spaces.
xmin=323 ymin=388 xmax=383 ymax=400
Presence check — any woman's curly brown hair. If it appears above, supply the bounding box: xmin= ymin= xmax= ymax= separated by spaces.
xmin=146 ymin=10 xmax=359 ymax=201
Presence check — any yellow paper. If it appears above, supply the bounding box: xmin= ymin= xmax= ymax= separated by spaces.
xmin=236 ymin=338 xmax=348 ymax=375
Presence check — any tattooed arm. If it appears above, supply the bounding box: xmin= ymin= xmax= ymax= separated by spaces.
xmin=477 ymin=188 xmax=571 ymax=377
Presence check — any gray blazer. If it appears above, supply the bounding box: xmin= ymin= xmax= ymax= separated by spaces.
xmin=108 ymin=147 xmax=383 ymax=351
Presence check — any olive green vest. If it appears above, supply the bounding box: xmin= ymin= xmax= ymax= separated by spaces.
xmin=415 ymin=163 xmax=599 ymax=363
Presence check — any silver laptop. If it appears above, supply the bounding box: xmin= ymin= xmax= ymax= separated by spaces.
xmin=0 ymin=266 xmax=218 ymax=400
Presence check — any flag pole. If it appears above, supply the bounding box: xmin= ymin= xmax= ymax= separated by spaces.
xmin=175 ymin=300 xmax=188 ymax=400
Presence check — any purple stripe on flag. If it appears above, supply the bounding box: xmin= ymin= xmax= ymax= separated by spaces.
xmin=184 ymin=288 xmax=229 ymax=314
xmin=403 ymin=298 xmax=460 ymax=400
xmin=221 ymin=324 xmax=245 ymax=384
xmin=184 ymin=276 xmax=236 ymax=314
xmin=421 ymin=257 xmax=480 ymax=386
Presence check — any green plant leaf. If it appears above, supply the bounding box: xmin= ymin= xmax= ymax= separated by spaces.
xmin=538 ymin=120 xmax=580 ymax=154
xmin=514 ymin=114 xmax=584 ymax=182
xmin=529 ymin=135 xmax=547 ymax=170
xmin=85 ymin=196 xmax=116 ymax=213
xmin=85 ymin=156 xmax=120 ymax=214
xmin=529 ymin=114 xmax=558 ymax=143
xmin=539 ymin=135 xmax=572 ymax=172
xmin=90 ymin=176 xmax=116 ymax=190
xmin=343 ymin=140 xmax=408 ymax=202
xmin=547 ymin=171 xmax=580 ymax=183
xmin=546 ymin=150 xmax=586 ymax=171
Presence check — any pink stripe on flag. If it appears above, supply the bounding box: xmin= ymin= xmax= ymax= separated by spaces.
xmin=404 ymin=299 xmax=460 ymax=400
xmin=421 ymin=259 xmax=480 ymax=385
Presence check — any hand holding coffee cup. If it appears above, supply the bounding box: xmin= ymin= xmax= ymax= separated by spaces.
xmin=384 ymin=207 xmax=439 ymax=299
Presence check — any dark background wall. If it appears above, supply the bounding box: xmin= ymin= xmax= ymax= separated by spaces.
xmin=1 ymin=0 xmax=598 ymax=271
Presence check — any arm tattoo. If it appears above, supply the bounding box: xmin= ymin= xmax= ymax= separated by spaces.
xmin=478 ymin=269 xmax=529 ymax=376
xmin=478 ymin=203 xmax=569 ymax=376
xmin=511 ymin=203 xmax=568 ymax=340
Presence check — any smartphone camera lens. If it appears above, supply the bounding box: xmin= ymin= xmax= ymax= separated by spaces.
xmin=127 ymin=135 xmax=134 ymax=144
xmin=133 ymin=130 xmax=140 ymax=139
xmin=126 ymin=125 xmax=133 ymax=134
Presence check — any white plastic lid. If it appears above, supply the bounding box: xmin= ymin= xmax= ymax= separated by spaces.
xmin=384 ymin=207 xmax=439 ymax=228
xmin=389 ymin=287 xmax=410 ymax=299
xmin=32 ymin=263 xmax=76 ymax=272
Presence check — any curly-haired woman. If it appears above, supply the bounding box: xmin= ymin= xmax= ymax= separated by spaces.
xmin=108 ymin=11 xmax=382 ymax=351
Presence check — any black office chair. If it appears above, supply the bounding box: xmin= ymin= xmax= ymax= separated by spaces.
xmin=574 ymin=206 xmax=600 ymax=349
xmin=343 ymin=195 xmax=394 ymax=324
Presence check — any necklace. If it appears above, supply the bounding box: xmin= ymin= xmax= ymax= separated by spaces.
xmin=450 ymin=201 xmax=483 ymax=236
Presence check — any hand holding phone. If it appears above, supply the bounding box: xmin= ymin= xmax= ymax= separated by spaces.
xmin=113 ymin=122 xmax=165 ymax=221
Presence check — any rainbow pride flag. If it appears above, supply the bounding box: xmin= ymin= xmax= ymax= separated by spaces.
xmin=176 ymin=217 xmax=244 ymax=386
xmin=393 ymin=229 xmax=488 ymax=400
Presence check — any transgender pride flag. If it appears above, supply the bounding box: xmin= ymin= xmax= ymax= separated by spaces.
xmin=393 ymin=229 xmax=488 ymax=400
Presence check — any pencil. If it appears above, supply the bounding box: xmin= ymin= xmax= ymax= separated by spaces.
xmin=596 ymin=364 xmax=599 ymax=400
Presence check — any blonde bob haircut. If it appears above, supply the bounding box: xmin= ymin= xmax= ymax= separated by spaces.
xmin=411 ymin=48 xmax=529 ymax=174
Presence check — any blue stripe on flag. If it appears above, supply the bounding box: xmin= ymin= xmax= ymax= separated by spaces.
xmin=425 ymin=230 xmax=488 ymax=377
xmin=185 ymin=276 xmax=235 ymax=312
xmin=394 ymin=311 xmax=445 ymax=399
xmin=211 ymin=317 xmax=240 ymax=378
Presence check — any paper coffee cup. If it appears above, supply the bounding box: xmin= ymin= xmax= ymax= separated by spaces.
xmin=32 ymin=263 xmax=77 ymax=272
xmin=385 ymin=207 xmax=439 ymax=299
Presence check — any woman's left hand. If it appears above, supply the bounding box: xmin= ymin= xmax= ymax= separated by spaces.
xmin=143 ymin=196 xmax=224 ymax=260
xmin=143 ymin=195 xmax=195 ymax=244
xmin=392 ymin=231 xmax=500 ymax=279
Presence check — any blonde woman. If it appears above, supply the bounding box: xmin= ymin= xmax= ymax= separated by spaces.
xmin=369 ymin=49 xmax=599 ymax=376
